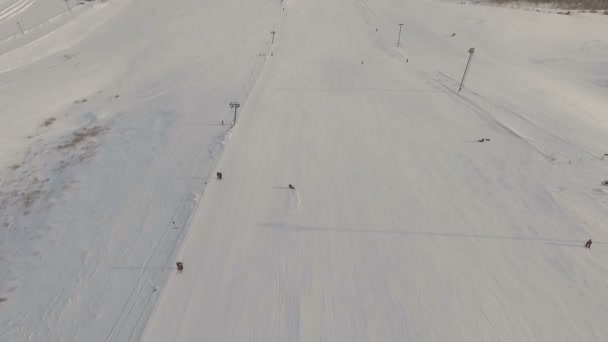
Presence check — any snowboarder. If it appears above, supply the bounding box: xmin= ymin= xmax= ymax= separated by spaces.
xmin=288 ymin=184 xmax=295 ymax=190
xmin=176 ymin=262 xmax=184 ymax=273
xmin=217 ymin=172 xmax=222 ymax=180
xmin=585 ymin=239 xmax=592 ymax=249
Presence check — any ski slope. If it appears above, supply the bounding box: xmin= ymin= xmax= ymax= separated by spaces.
xmin=143 ymin=0 xmax=608 ymax=341
xmin=0 ymin=0 xmax=99 ymax=61
xmin=0 ymin=0 xmax=281 ymax=340
xmin=0 ymin=0 xmax=607 ymax=340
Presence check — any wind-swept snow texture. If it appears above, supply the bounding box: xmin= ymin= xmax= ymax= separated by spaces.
xmin=1 ymin=0 xmax=607 ymax=340
xmin=143 ymin=0 xmax=608 ymax=341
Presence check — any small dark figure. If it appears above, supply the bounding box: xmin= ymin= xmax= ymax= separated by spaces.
xmin=451 ymin=33 xmax=456 ymax=37
xmin=222 ymin=120 xmax=223 ymax=125
xmin=361 ymin=61 xmax=363 ymax=64
xmin=478 ymin=138 xmax=485 ymax=142
xmin=217 ymin=172 xmax=222 ymax=180
xmin=176 ymin=262 xmax=184 ymax=273
xmin=585 ymin=239 xmax=592 ymax=249
xmin=406 ymin=59 xmax=408 ymax=63
xmin=288 ymin=184 xmax=295 ymax=190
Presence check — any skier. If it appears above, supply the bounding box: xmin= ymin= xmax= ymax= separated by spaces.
xmin=288 ymin=184 xmax=295 ymax=190
xmin=176 ymin=262 xmax=184 ymax=273
xmin=217 ymin=172 xmax=223 ymax=180
xmin=585 ymin=239 xmax=592 ymax=249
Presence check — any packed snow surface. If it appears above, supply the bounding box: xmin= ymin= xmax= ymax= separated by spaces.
xmin=1 ymin=0 xmax=608 ymax=341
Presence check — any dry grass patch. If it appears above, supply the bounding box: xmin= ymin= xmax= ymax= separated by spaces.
xmin=43 ymin=117 xmax=56 ymax=127
xmin=57 ymin=126 xmax=106 ymax=150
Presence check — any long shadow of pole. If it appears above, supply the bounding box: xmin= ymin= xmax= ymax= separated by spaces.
xmin=261 ymin=222 xmax=606 ymax=245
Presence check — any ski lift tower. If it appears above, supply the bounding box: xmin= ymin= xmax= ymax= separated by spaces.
xmin=230 ymin=102 xmax=240 ymax=125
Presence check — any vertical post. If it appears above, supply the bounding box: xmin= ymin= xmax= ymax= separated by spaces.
xmin=17 ymin=22 xmax=25 ymax=35
xmin=397 ymin=24 xmax=403 ymax=47
xmin=458 ymin=47 xmax=475 ymax=93
xmin=271 ymin=30 xmax=276 ymax=44
xmin=64 ymin=0 xmax=72 ymax=13
xmin=230 ymin=102 xmax=240 ymax=125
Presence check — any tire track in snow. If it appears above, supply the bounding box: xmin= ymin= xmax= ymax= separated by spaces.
xmin=0 ymin=0 xmax=35 ymax=23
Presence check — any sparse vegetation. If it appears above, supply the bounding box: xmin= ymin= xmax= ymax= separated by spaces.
xmin=57 ymin=126 xmax=105 ymax=150
xmin=22 ymin=189 xmax=41 ymax=208
xmin=43 ymin=117 xmax=56 ymax=127
xmin=487 ymin=0 xmax=608 ymax=10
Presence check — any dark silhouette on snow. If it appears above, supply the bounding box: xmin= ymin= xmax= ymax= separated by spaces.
xmin=288 ymin=184 xmax=295 ymax=190
xmin=217 ymin=172 xmax=222 ymax=180
xmin=176 ymin=262 xmax=184 ymax=273
xmin=585 ymin=239 xmax=592 ymax=249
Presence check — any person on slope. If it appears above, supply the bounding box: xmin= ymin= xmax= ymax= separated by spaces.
xmin=585 ymin=239 xmax=592 ymax=249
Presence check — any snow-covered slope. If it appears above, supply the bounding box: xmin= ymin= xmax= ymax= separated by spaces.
xmin=0 ymin=0 xmax=281 ymax=341
xmin=1 ymin=0 xmax=607 ymax=340
xmin=143 ymin=0 xmax=608 ymax=341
